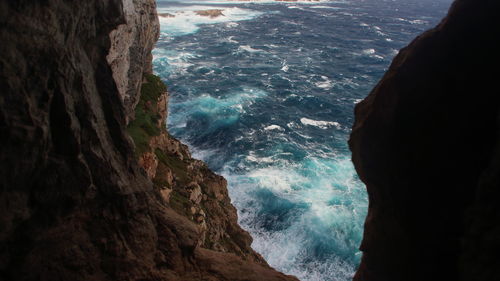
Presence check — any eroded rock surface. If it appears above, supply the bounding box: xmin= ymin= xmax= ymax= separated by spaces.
xmin=107 ymin=0 xmax=159 ymax=123
xmin=0 ymin=1 xmax=298 ymax=280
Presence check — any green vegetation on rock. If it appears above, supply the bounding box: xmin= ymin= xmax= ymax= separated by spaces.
xmin=169 ymin=190 xmax=193 ymax=218
xmin=127 ymin=74 xmax=166 ymax=155
xmin=127 ymin=74 xmax=195 ymax=219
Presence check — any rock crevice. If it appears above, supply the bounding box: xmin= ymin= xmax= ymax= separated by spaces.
xmin=0 ymin=1 xmax=297 ymax=280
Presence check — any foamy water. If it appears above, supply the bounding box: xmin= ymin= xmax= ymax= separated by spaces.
xmin=154 ymin=0 xmax=452 ymax=280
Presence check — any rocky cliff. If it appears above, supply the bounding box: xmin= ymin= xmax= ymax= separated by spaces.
xmin=0 ymin=1 xmax=297 ymax=280
xmin=107 ymin=0 xmax=159 ymax=123
xmin=349 ymin=0 xmax=500 ymax=280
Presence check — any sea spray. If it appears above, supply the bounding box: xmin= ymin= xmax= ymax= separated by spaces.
xmin=154 ymin=0 xmax=452 ymax=280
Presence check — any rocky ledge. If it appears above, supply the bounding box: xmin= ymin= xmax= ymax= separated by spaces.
xmin=129 ymin=74 xmax=269 ymax=264
xmin=0 ymin=0 xmax=297 ymax=280
xmin=349 ymin=0 xmax=500 ymax=280
xmin=195 ymin=10 xmax=225 ymax=19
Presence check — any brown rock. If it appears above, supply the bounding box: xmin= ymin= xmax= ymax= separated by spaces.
xmin=189 ymin=184 xmax=203 ymax=204
xmin=0 ymin=1 xmax=298 ymax=281
xmin=138 ymin=151 xmax=158 ymax=179
xmin=159 ymin=13 xmax=175 ymax=18
xmin=195 ymin=9 xmax=225 ymax=18
xmin=160 ymin=188 xmax=173 ymax=202
xmin=194 ymin=248 xmax=299 ymax=281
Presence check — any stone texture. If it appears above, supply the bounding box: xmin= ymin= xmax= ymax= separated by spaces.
xmin=0 ymin=1 xmax=298 ymax=280
xmin=349 ymin=0 xmax=500 ymax=280
xmin=138 ymin=151 xmax=158 ymax=179
xmin=107 ymin=0 xmax=159 ymax=123
xmin=134 ymin=84 xmax=271 ymax=263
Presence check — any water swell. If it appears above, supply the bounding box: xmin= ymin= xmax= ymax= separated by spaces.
xmin=154 ymin=0 xmax=451 ymax=280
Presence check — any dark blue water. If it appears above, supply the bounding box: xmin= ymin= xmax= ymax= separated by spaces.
xmin=153 ymin=1 xmax=452 ymax=280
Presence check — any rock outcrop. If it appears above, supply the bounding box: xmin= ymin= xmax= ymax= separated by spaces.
xmin=107 ymin=0 xmax=159 ymax=123
xmin=128 ymin=74 xmax=268 ymax=263
xmin=0 ymin=1 xmax=297 ymax=280
xmin=195 ymin=10 xmax=225 ymax=19
xmin=349 ymin=0 xmax=500 ymax=280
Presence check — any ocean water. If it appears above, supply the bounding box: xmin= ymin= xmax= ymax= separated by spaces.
xmin=153 ymin=0 xmax=452 ymax=280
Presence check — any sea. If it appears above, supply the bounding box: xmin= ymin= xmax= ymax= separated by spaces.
xmin=153 ymin=1 xmax=452 ymax=280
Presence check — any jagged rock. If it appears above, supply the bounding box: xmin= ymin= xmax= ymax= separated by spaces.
xmin=188 ymin=184 xmax=202 ymax=204
xmin=159 ymin=13 xmax=175 ymax=18
xmin=195 ymin=9 xmax=225 ymax=18
xmin=160 ymin=188 xmax=173 ymax=202
xmin=107 ymin=0 xmax=160 ymax=124
xmin=138 ymin=151 xmax=158 ymax=179
xmin=0 ymin=1 xmax=298 ymax=280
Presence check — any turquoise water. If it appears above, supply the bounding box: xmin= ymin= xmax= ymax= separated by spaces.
xmin=153 ymin=0 xmax=452 ymax=280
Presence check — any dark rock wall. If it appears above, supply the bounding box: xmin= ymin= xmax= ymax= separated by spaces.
xmin=349 ymin=0 xmax=500 ymax=280
xmin=0 ymin=1 xmax=297 ymax=280
xmin=0 ymin=1 xmax=146 ymax=279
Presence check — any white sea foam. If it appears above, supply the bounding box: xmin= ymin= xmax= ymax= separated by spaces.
xmin=264 ymin=124 xmax=285 ymax=131
xmin=226 ymin=36 xmax=239 ymax=43
xmin=157 ymin=1 xmax=438 ymax=279
xmin=396 ymin=17 xmax=428 ymax=25
xmin=246 ymin=153 xmax=276 ymax=164
xmin=300 ymin=118 xmax=341 ymax=129
xmin=226 ymin=22 xmax=239 ymax=28
xmin=310 ymin=5 xmax=342 ymax=9
xmin=409 ymin=19 xmax=427 ymax=25
xmin=157 ymin=6 xmax=263 ymax=36
xmin=152 ymin=48 xmax=199 ymax=76
xmin=265 ymin=44 xmax=280 ymax=49
xmin=362 ymin=48 xmax=376 ymax=55
xmin=315 ymin=75 xmax=333 ymax=89
xmin=358 ymin=48 xmax=384 ymax=60
xmin=169 ymin=87 xmax=269 ymax=129
xmin=238 ymin=45 xmax=261 ymax=53
xmin=224 ymin=156 xmax=366 ymax=281
xmin=248 ymin=167 xmax=308 ymax=193
xmin=283 ymin=19 xmax=301 ymax=26
xmin=220 ymin=0 xmax=330 ymax=3
xmin=340 ymin=12 xmax=354 ymax=17
xmin=281 ymin=60 xmax=290 ymax=72
xmin=186 ymin=0 xmax=345 ymax=5
xmin=315 ymin=81 xmax=332 ymax=89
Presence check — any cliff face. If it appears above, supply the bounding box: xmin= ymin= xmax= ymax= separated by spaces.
xmin=0 ymin=1 xmax=297 ymax=280
xmin=349 ymin=0 xmax=500 ymax=280
xmin=107 ymin=0 xmax=159 ymax=123
xmin=128 ymin=74 xmax=268 ymax=263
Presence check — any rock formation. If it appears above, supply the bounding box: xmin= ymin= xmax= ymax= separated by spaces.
xmin=349 ymin=0 xmax=500 ymax=280
xmin=0 ymin=0 xmax=297 ymax=280
xmin=195 ymin=10 xmax=225 ymax=19
xmin=107 ymin=0 xmax=159 ymax=123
